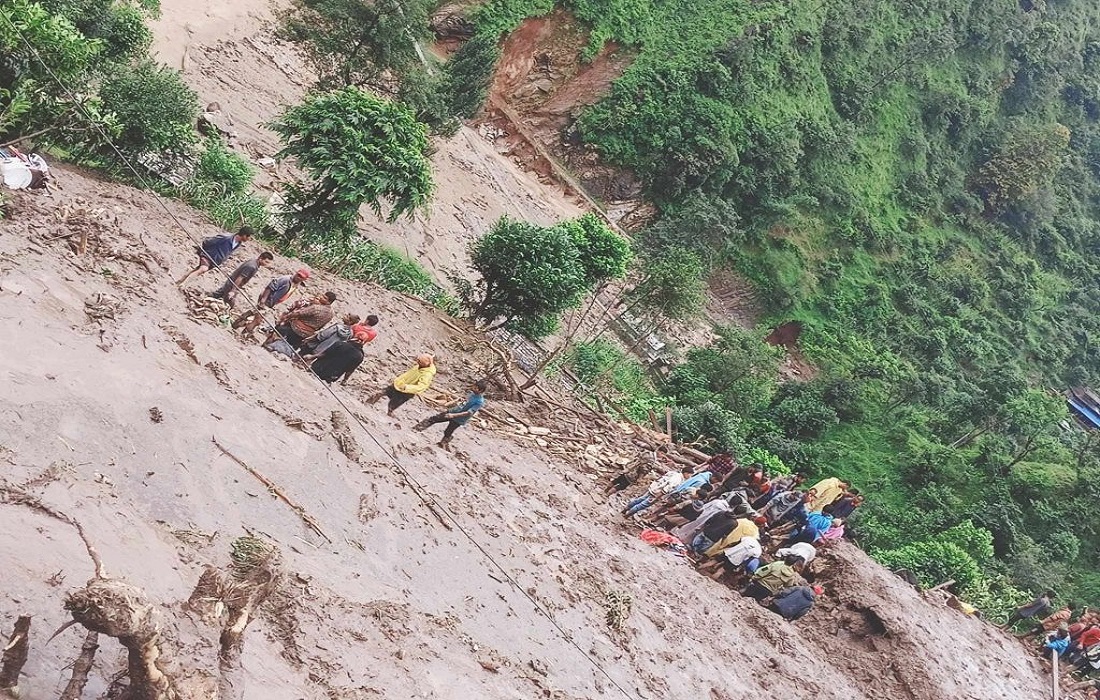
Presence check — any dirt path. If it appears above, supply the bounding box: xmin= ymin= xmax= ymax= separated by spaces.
xmin=0 ymin=164 xmax=1057 ymax=700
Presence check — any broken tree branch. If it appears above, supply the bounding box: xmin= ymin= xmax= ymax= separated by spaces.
xmin=0 ymin=616 xmax=30 ymax=698
xmin=0 ymin=486 xmax=105 ymax=578
xmin=211 ymin=437 xmax=332 ymax=543
xmin=58 ymin=630 xmax=99 ymax=700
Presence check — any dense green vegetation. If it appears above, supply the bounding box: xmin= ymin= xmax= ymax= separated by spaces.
xmin=474 ymin=0 xmax=1100 ymax=614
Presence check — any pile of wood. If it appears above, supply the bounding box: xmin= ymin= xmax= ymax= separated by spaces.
xmin=182 ymin=287 xmax=232 ymax=326
xmin=423 ymin=387 xmax=714 ymax=484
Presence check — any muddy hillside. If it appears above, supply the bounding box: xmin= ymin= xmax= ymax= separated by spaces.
xmin=0 ymin=164 xmax=1054 ymax=699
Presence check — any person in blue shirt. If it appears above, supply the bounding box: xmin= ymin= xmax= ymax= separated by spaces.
xmin=176 ymin=226 xmax=254 ymax=286
xmin=413 ymin=379 xmax=487 ymax=450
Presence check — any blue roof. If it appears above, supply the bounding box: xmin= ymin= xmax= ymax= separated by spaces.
xmin=1067 ymin=395 xmax=1100 ymax=429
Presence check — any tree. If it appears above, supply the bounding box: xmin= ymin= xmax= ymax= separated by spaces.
xmin=973 ymin=122 xmax=1070 ymax=212
xmin=634 ymin=192 xmax=742 ymax=266
xmin=99 ymin=60 xmax=198 ymax=155
xmin=277 ymin=0 xmax=433 ymax=91
xmin=270 ymin=87 xmax=434 ymax=240
xmin=1001 ymin=389 xmax=1068 ymax=468
xmin=462 ymin=215 xmax=629 ymax=335
xmin=621 ymin=246 xmax=707 ymax=321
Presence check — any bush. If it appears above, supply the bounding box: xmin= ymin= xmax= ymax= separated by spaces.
xmin=673 ymin=402 xmax=744 ymax=452
xmin=875 ymin=540 xmax=983 ymax=593
xmin=193 ymin=138 xmax=254 ymax=194
xmin=98 ymin=60 xmax=198 ymax=155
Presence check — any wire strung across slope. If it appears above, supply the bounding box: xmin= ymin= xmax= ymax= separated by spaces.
xmin=0 ymin=12 xmax=638 ymax=700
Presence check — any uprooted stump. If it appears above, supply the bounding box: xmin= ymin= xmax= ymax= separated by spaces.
xmin=185 ymin=536 xmax=281 ymax=700
xmin=0 ymin=615 xmax=30 ymax=698
xmin=64 ymin=579 xmax=176 ymax=700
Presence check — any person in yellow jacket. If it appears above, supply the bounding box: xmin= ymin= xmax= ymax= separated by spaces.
xmin=807 ymin=477 xmax=848 ymax=512
xmin=369 ymin=353 xmax=436 ymax=416
xmin=704 ymin=516 xmax=764 ymax=558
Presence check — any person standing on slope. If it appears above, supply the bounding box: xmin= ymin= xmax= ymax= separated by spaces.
xmin=412 ymin=379 xmax=488 ymax=450
xmin=177 ymin=226 xmax=254 ymax=286
xmin=232 ymin=268 xmax=310 ymax=335
xmin=208 ymin=251 xmax=274 ymax=308
xmin=369 ymin=354 xmax=436 ymax=416
xmin=310 ymin=324 xmax=376 ymax=386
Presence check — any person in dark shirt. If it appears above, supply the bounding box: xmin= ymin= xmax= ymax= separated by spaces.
xmin=176 ymin=226 xmax=254 ymax=286
xmin=769 ymin=585 xmax=821 ymax=621
xmin=209 ymin=251 xmax=273 ymax=308
xmin=310 ymin=334 xmax=369 ymax=385
xmin=824 ymin=489 xmax=863 ymax=519
xmin=412 ymin=380 xmax=488 ymax=450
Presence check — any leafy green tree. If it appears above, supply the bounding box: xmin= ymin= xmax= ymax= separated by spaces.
xmin=441 ymin=32 xmax=501 ymax=119
xmin=973 ymin=122 xmax=1070 ymax=212
xmin=465 ymin=216 xmax=583 ymax=328
xmin=635 ymin=192 xmax=743 ymax=266
xmin=673 ymin=401 xmax=744 ymax=452
xmin=99 ymin=60 xmax=198 ymax=155
xmin=0 ymin=0 xmax=101 ymax=137
xmin=875 ymin=540 xmax=984 ymax=593
xmin=270 ymin=87 xmax=434 ymax=239
xmin=277 ymin=0 xmax=433 ymax=91
xmin=1001 ymin=389 xmax=1069 ymax=468
xmin=621 ymin=246 xmax=707 ymax=321
xmin=563 ymin=213 xmax=632 ymax=287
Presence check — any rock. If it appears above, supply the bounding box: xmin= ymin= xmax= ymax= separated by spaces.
xmin=528 ymin=426 xmax=551 ymax=436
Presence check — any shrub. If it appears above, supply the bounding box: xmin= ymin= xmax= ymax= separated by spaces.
xmin=875 ymin=540 xmax=983 ymax=593
xmin=98 ymin=60 xmax=198 ymax=155
xmin=192 ymin=138 xmax=254 ymax=194
xmin=673 ymin=402 xmax=744 ymax=452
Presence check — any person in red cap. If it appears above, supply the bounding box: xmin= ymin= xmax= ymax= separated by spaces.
xmin=232 ymin=268 xmax=309 ymax=335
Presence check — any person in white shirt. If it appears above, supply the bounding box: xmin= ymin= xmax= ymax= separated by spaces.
xmin=698 ymin=536 xmax=763 ymax=583
xmin=622 ymin=467 xmax=691 ymax=517
xmin=776 ymin=542 xmax=817 ymax=566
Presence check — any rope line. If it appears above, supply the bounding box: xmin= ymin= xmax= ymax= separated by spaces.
xmin=1 ymin=12 xmax=638 ymax=699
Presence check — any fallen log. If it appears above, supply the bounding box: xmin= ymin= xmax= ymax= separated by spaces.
xmin=0 ymin=616 xmax=30 ymax=698
xmin=65 ymin=580 xmax=174 ymax=700
xmin=59 ymin=630 xmax=99 ymax=700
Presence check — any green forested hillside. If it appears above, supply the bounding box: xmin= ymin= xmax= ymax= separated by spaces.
xmin=475 ymin=0 xmax=1100 ymax=611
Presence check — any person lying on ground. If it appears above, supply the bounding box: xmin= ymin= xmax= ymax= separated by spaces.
xmin=1001 ymin=590 xmax=1055 ymax=629
xmin=687 ymin=510 xmax=741 ymax=555
xmin=412 ymin=379 xmax=488 ymax=450
xmin=697 ymin=535 xmax=762 ymax=583
xmin=817 ymin=518 xmax=846 ymax=547
xmin=309 ymin=326 xmax=375 ymax=386
xmin=710 ymin=464 xmax=765 ymax=500
xmin=232 ymin=268 xmax=309 ymax=335
xmin=368 ymin=353 xmax=437 ymax=417
xmin=1065 ymin=624 xmax=1100 ymax=667
xmin=605 ymin=447 xmax=668 ymax=496
xmin=299 ymin=313 xmax=360 ymax=359
xmin=702 ymin=515 xmax=766 ymax=558
xmin=742 ymin=554 xmax=807 ymax=602
xmin=648 ymin=485 xmax=715 ymax=530
xmin=642 ymin=477 xmax=713 ymax=523
xmin=824 ymin=489 xmax=863 ymax=519
xmin=622 ymin=467 xmax=692 ymax=517
xmin=768 ymin=584 xmax=824 ymax=621
xmin=767 ymin=493 xmax=817 ymax=538
xmin=208 ymin=251 xmax=273 ymax=308
xmin=1043 ymin=627 xmax=1072 ymax=658
xmin=176 ymin=226 xmax=254 ymax=286
xmin=1020 ymin=603 xmax=1077 ymax=639
xmin=752 ymin=472 xmax=805 ymax=509
xmin=807 ymin=477 xmax=848 ymax=512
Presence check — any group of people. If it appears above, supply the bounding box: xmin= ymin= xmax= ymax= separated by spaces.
xmin=176 ymin=228 xmax=488 ymax=449
xmin=1005 ymin=594 xmax=1100 ymax=696
xmin=611 ymin=448 xmax=862 ymax=621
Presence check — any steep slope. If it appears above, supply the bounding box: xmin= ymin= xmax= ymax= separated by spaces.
xmin=0 ymin=164 xmax=1055 ymax=700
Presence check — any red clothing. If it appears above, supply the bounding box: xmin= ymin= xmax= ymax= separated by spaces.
xmin=708 ymin=453 xmax=736 ymax=476
xmin=1077 ymin=626 xmax=1100 ymax=648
